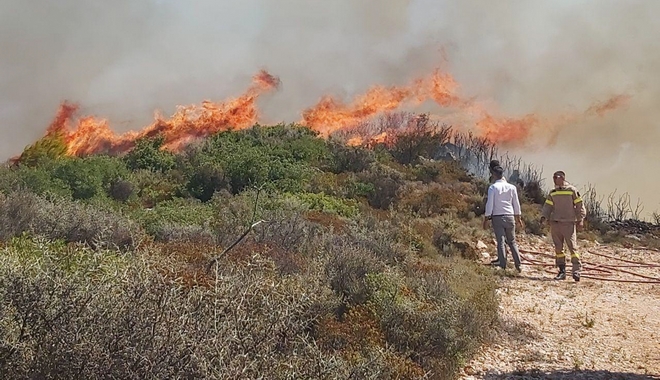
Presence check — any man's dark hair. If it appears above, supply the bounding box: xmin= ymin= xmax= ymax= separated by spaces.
xmin=489 ymin=160 xmax=500 ymax=171
xmin=492 ymin=165 xmax=504 ymax=179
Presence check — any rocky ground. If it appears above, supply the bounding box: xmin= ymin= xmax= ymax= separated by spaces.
xmin=460 ymin=235 xmax=660 ymax=380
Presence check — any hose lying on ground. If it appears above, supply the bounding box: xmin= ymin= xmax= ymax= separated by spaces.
xmin=486 ymin=248 xmax=660 ymax=284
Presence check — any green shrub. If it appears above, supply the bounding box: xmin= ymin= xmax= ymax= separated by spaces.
xmin=414 ymin=159 xmax=472 ymax=184
xmin=245 ymin=123 xmax=330 ymax=164
xmin=0 ymin=166 xmax=71 ymax=198
xmin=124 ymin=135 xmax=176 ymax=173
xmin=325 ymin=140 xmax=375 ymax=173
xmin=185 ymin=162 xmax=229 ymax=201
xmin=293 ymin=192 xmax=359 ymax=218
xmin=0 ymin=191 xmax=141 ymax=250
xmin=194 ymin=129 xmax=317 ymax=194
xmin=109 ymin=179 xmax=134 ymax=202
xmin=49 ymin=156 xmax=129 ymax=200
xmin=398 ymin=183 xmax=469 ymax=218
xmin=325 ymin=235 xmax=386 ymax=306
xmin=347 ymin=180 xmax=376 ymax=199
xmin=358 ymin=165 xmax=406 ymax=210
xmin=523 ymin=180 xmax=546 ymax=205
xmin=131 ymin=170 xmax=183 ymax=207
xmin=131 ymin=197 xmax=216 ymax=237
xmin=51 ymin=158 xmax=103 ymax=200
xmin=16 ymin=132 xmax=68 ymax=168
xmin=377 ymin=259 xmax=497 ymax=379
xmin=431 ymin=215 xmax=483 ymax=260
xmin=522 ymin=203 xmax=545 ymax=235
xmin=0 ymin=241 xmax=346 ymax=379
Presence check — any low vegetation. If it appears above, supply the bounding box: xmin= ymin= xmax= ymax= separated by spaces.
xmin=0 ymin=113 xmax=653 ymax=379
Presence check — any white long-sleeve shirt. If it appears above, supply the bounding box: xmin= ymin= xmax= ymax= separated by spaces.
xmin=485 ymin=179 xmax=521 ymax=217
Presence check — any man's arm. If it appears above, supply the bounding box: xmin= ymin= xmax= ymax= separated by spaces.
xmin=483 ymin=185 xmax=495 ymax=229
xmin=541 ymin=191 xmax=554 ymax=221
xmin=484 ymin=185 xmax=495 ymax=218
xmin=574 ymin=190 xmax=587 ymax=230
xmin=512 ymin=185 xmax=524 ymax=229
xmin=512 ymin=185 xmax=522 ymax=216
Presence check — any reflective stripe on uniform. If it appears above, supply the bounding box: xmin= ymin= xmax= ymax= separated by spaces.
xmin=574 ymin=197 xmax=583 ymax=204
xmin=545 ymin=199 xmax=554 ymax=205
xmin=571 ymin=252 xmax=580 ymax=259
xmin=551 ymin=190 xmax=575 ymax=196
xmin=555 ymin=252 xmax=565 ymax=258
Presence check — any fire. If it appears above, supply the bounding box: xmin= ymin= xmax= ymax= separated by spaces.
xmin=301 ymin=87 xmax=417 ymax=137
xmin=300 ymin=69 xmax=462 ymax=137
xmin=42 ymin=70 xmax=280 ymax=156
xmin=345 ymin=132 xmax=390 ymax=147
xmin=476 ymin=114 xmax=538 ymax=144
xmin=22 ymin=65 xmax=631 ymax=161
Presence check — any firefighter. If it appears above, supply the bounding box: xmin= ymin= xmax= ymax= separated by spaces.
xmin=540 ymin=171 xmax=586 ymax=281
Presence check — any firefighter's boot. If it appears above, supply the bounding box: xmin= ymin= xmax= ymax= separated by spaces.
xmin=554 ymin=266 xmax=566 ymax=280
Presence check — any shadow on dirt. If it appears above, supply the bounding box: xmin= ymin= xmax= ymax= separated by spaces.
xmin=482 ymin=369 xmax=660 ymax=380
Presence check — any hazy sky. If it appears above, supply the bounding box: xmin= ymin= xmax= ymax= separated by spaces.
xmin=1 ymin=0 xmax=659 ymax=214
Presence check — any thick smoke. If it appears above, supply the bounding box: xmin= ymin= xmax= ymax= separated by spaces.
xmin=1 ymin=0 xmax=659 ymax=214
xmin=421 ymin=0 xmax=660 ymax=216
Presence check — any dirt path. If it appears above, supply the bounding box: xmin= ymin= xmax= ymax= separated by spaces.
xmin=460 ymin=236 xmax=660 ymax=380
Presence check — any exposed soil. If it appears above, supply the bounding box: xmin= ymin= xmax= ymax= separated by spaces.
xmin=460 ymin=235 xmax=660 ymax=380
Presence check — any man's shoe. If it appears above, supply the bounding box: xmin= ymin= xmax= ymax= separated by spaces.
xmin=554 ymin=271 xmax=566 ymax=280
xmin=515 ymin=265 xmax=522 ymax=273
xmin=490 ymin=259 xmax=501 ymax=266
xmin=572 ymin=272 xmax=581 ymax=282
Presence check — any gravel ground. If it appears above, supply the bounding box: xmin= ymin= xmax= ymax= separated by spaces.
xmin=460 ymin=235 xmax=660 ymax=380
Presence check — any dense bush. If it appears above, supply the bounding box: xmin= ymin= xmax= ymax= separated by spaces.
xmin=387 ymin=119 xmax=452 ymax=165
xmin=358 ymin=164 xmax=406 ymax=210
xmin=325 ymin=140 xmax=376 ymax=173
xmin=0 ymin=123 xmax=511 ymax=379
xmin=186 ymin=128 xmax=321 ymax=195
xmin=0 ymin=166 xmax=72 ymax=198
xmin=0 ymin=192 xmax=141 ymax=250
xmin=0 ymin=238 xmax=347 ymax=379
xmin=15 ymin=132 xmax=68 ymax=168
xmin=51 ymin=156 xmax=130 ymax=200
xmin=398 ymin=183 xmax=469 ymax=218
xmin=414 ymin=159 xmax=473 ymax=185
xmin=292 ymin=192 xmax=359 ymax=218
xmin=124 ymin=135 xmax=176 ymax=173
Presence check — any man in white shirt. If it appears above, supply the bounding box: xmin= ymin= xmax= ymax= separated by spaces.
xmin=483 ymin=166 xmax=525 ymax=272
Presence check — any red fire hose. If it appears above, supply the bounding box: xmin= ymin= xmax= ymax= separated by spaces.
xmin=495 ymin=248 xmax=660 ymax=284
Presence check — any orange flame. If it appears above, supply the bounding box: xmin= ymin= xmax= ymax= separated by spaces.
xmin=25 ymin=66 xmax=631 ymax=160
xmin=476 ymin=114 xmax=538 ymax=144
xmin=301 ymin=69 xmax=462 ymax=137
xmin=302 ymin=66 xmax=630 ymax=147
xmin=44 ymin=70 xmax=280 ymax=156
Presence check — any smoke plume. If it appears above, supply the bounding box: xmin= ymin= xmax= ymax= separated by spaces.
xmin=1 ymin=0 xmax=659 ymax=214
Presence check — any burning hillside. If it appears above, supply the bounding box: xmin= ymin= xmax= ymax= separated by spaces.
xmin=18 ymin=67 xmax=630 ymax=160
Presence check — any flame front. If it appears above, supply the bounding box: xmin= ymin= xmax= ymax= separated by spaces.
xmin=301 ymin=67 xmax=630 ymax=146
xmin=26 ymin=66 xmax=630 ymax=159
xmin=45 ymin=70 xmax=280 ymax=156
xmin=300 ymin=69 xmax=463 ymax=137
